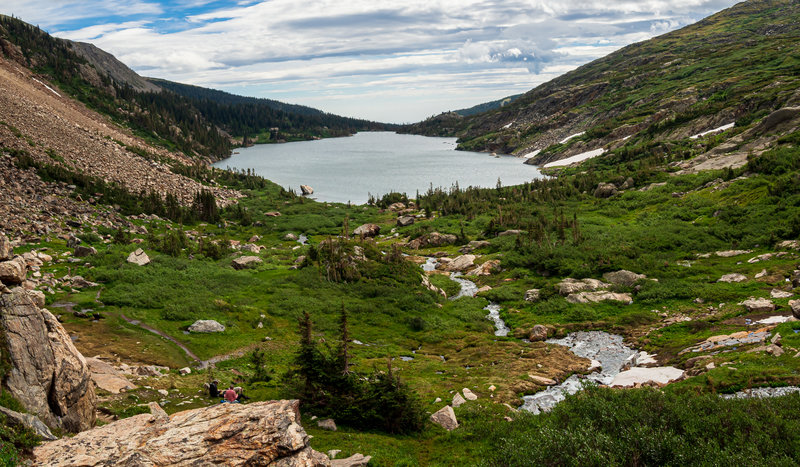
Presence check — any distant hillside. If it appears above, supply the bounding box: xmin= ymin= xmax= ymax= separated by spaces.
xmin=455 ymin=94 xmax=522 ymax=117
xmin=401 ymin=0 xmax=800 ymax=167
xmin=0 ymin=15 xmax=393 ymax=161
xmin=149 ymin=78 xmax=395 ymax=144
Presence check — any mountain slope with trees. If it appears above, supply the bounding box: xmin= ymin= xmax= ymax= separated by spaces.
xmin=401 ymin=0 xmax=800 ymax=167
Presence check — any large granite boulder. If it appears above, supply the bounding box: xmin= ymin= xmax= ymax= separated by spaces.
xmin=439 ymin=255 xmax=476 ymax=273
xmin=557 ymin=278 xmax=610 ymax=295
xmin=33 ymin=400 xmax=331 ymax=466
xmin=126 ymin=248 xmax=150 ymax=266
xmin=397 ymin=216 xmax=415 ymax=227
xmin=0 ymin=289 xmax=96 ymax=432
xmin=353 ymin=223 xmax=381 ymax=238
xmin=594 ymin=183 xmax=618 ymax=198
xmin=188 ymin=319 xmax=225 ymax=333
xmin=790 ymin=299 xmax=800 ymax=319
xmin=740 ymin=297 xmax=775 ymax=313
xmin=566 ymin=291 xmax=633 ymax=304
xmin=0 ymin=256 xmax=26 ymax=285
xmin=232 ymin=256 xmax=262 ymax=270
xmin=73 ymin=245 xmax=97 ymax=257
xmin=718 ymin=273 xmax=747 ymax=283
xmin=300 ymin=185 xmax=314 ymax=195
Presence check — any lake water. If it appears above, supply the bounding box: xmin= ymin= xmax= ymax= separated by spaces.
xmin=213 ymin=132 xmax=543 ymax=204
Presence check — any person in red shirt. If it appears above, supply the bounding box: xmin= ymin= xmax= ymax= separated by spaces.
xmin=223 ymin=385 xmax=238 ymax=403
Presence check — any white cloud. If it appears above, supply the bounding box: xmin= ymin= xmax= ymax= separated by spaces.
xmin=2 ymin=0 xmax=741 ymax=122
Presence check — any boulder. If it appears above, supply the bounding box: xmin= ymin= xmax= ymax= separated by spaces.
xmin=67 ymin=235 xmax=81 ymax=249
xmin=566 ymin=291 xmax=633 ymax=304
xmin=497 ymin=230 xmax=524 ymax=237
xmin=407 ymin=232 xmax=457 ymax=249
xmin=387 ymin=202 xmax=406 ymax=212
xmin=397 ymin=216 xmax=415 ymax=227
xmin=0 ymin=256 xmax=26 ymax=285
xmin=790 ymin=299 xmax=800 ymax=319
xmin=593 ymin=183 xmax=618 ymax=198
xmin=610 ymin=367 xmax=684 ymax=388
xmin=0 ymin=289 xmax=96 ymax=432
xmin=602 ymin=270 xmax=646 ymax=287
xmin=440 ymin=255 xmax=476 ymax=273
xmin=300 ymin=185 xmax=314 ymax=195
xmin=284 ymin=233 xmax=299 ymax=241
xmin=179 ymin=367 xmax=192 ymax=375
xmin=188 ymin=319 xmax=225 ymax=333
xmin=353 ymin=223 xmax=381 ymax=238
xmin=241 ymin=244 xmax=261 ymax=254
xmin=740 ymin=297 xmax=775 ymax=313
xmin=264 ymin=211 xmax=281 ymax=217
xmin=317 ymin=418 xmax=337 ymax=431
xmin=430 ymin=405 xmax=458 ymax=431
xmin=452 ymin=393 xmax=466 ymax=407
xmin=529 ymin=375 xmax=556 ymax=386
xmin=770 ymin=289 xmax=793 ymax=299
xmin=715 ymin=250 xmax=752 ymax=257
xmin=467 ymin=259 xmax=501 ymax=276
xmin=73 ymin=245 xmax=97 ymax=257
xmin=33 ymin=400 xmax=330 ymax=466
xmin=462 ymin=388 xmax=478 ymax=401
xmin=557 ymin=278 xmax=610 ymax=295
xmin=70 ymin=276 xmax=99 ymax=288
xmin=126 ymin=248 xmax=150 ymax=266
xmin=0 ymin=233 xmax=11 ymax=260
xmin=0 ymin=406 xmax=56 ymax=441
xmin=529 ymin=325 xmax=548 ymax=342
xmin=232 ymin=256 xmax=262 ymax=270
xmin=718 ymin=273 xmax=747 ymax=283
xmin=460 ymin=240 xmax=490 ymax=253
xmin=524 ymin=289 xmax=540 ymax=303
xmin=332 ymin=453 xmax=372 ymax=467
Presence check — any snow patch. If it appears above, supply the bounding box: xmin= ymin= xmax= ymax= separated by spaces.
xmin=690 ymin=122 xmax=734 ymax=139
xmin=502 ymin=122 xmax=514 ymax=129
xmin=31 ymin=78 xmax=61 ymax=97
xmin=559 ymin=131 xmax=585 ymax=144
xmin=522 ymin=149 xmax=541 ymax=159
xmin=542 ymin=148 xmax=605 ymax=168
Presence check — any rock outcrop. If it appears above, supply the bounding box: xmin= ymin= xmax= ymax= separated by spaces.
xmin=33 ymin=400 xmax=331 ymax=466
xmin=0 ymin=289 xmax=96 ymax=432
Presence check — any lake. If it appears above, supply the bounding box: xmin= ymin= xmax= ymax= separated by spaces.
xmin=213 ymin=132 xmax=544 ymax=204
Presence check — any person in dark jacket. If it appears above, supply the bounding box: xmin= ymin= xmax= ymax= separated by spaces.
xmin=208 ymin=380 xmax=219 ymax=398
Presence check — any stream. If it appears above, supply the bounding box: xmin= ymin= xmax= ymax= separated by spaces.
xmin=422 ymin=257 xmax=509 ymax=336
xmin=521 ymin=332 xmax=637 ymax=414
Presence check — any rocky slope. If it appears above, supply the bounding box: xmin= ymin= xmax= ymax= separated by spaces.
xmin=402 ymin=0 xmax=800 ymax=167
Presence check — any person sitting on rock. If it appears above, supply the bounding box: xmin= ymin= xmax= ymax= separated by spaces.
xmin=223 ymin=385 xmax=238 ymax=403
xmin=208 ymin=380 xmax=219 ymax=399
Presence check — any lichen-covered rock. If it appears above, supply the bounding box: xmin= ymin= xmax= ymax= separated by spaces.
xmin=33 ymin=400 xmax=331 ymax=466
xmin=0 ymin=289 xmax=96 ymax=432
xmin=602 ymin=270 xmax=646 ymax=287
xmin=524 ymin=289 xmax=540 ymax=302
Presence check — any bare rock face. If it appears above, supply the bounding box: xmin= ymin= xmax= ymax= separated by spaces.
xmin=85 ymin=357 xmax=135 ymax=394
xmin=0 ymin=289 xmax=96 ymax=432
xmin=126 ymin=248 xmax=150 ymax=266
xmin=353 ymin=223 xmax=381 ymax=238
xmin=33 ymin=400 xmax=331 ymax=466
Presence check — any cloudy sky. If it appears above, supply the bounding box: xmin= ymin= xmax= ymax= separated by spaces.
xmin=4 ymin=0 xmax=739 ymax=123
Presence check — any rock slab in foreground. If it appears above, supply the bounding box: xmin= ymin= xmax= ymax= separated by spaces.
xmin=0 ymin=289 xmax=96 ymax=432
xmin=34 ymin=400 xmax=331 ymax=466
